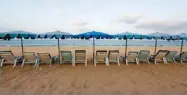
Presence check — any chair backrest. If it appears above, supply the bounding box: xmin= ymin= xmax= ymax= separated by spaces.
xmin=37 ymin=53 xmax=51 ymax=61
xmin=165 ymin=51 xmax=177 ymax=58
xmin=128 ymin=51 xmax=138 ymax=60
xmin=0 ymin=51 xmax=15 ymax=62
xmin=137 ymin=50 xmax=150 ymax=59
xmin=155 ymin=50 xmax=169 ymax=59
xmin=96 ymin=50 xmax=107 ymax=61
xmin=23 ymin=52 xmax=36 ymax=61
xmin=75 ymin=50 xmax=86 ymax=61
xmin=108 ymin=50 xmax=119 ymax=60
xmin=180 ymin=51 xmax=187 ymax=59
xmin=61 ymin=51 xmax=72 ymax=61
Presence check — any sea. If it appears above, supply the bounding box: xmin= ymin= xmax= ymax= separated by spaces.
xmin=0 ymin=39 xmax=186 ymax=47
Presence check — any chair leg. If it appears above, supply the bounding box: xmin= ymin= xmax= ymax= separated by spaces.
xmin=35 ymin=59 xmax=39 ymax=67
xmin=13 ymin=58 xmax=18 ymax=68
xmin=72 ymin=61 xmax=75 ymax=67
xmin=49 ymin=59 xmax=52 ymax=66
xmin=154 ymin=59 xmax=158 ymax=65
xmin=85 ymin=61 xmax=87 ymax=67
xmin=180 ymin=60 xmax=184 ymax=64
xmin=136 ymin=58 xmax=139 ymax=65
xmin=106 ymin=58 xmax=109 ymax=66
xmin=21 ymin=58 xmax=25 ymax=67
xmin=117 ymin=58 xmax=120 ymax=66
xmin=94 ymin=58 xmax=97 ymax=67
xmin=163 ymin=57 xmax=167 ymax=64
xmin=72 ymin=58 xmax=75 ymax=67
xmin=126 ymin=58 xmax=128 ymax=65
xmin=173 ymin=57 xmax=176 ymax=64
xmin=147 ymin=57 xmax=150 ymax=64
xmin=0 ymin=58 xmax=4 ymax=67
xmin=73 ymin=57 xmax=76 ymax=66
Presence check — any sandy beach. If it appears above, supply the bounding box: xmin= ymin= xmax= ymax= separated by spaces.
xmin=0 ymin=46 xmax=187 ymax=95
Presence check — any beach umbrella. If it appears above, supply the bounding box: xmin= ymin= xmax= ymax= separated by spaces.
xmin=75 ymin=31 xmax=113 ymax=63
xmin=147 ymin=32 xmax=172 ymax=55
xmin=37 ymin=31 xmax=72 ymax=64
xmin=0 ymin=31 xmax=36 ymax=56
xmin=176 ymin=33 xmax=187 ymax=56
xmin=116 ymin=32 xmax=147 ymax=58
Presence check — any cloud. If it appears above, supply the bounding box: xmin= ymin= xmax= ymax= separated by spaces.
xmin=0 ymin=27 xmax=16 ymax=32
xmin=135 ymin=21 xmax=187 ymax=33
xmin=118 ymin=15 xmax=142 ymax=24
xmin=72 ymin=20 xmax=88 ymax=26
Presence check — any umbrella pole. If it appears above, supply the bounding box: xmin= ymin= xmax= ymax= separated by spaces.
xmin=21 ymin=37 xmax=24 ymax=56
xmin=93 ymin=38 xmax=95 ymax=64
xmin=154 ymin=38 xmax=157 ymax=55
xmin=125 ymin=38 xmax=127 ymax=58
xmin=180 ymin=38 xmax=184 ymax=57
xmin=58 ymin=38 xmax=60 ymax=64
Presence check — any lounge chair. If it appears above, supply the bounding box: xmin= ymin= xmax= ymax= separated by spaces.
xmin=150 ymin=50 xmax=169 ymax=65
xmin=74 ymin=50 xmax=87 ymax=66
xmin=126 ymin=51 xmax=139 ymax=65
xmin=37 ymin=53 xmax=57 ymax=67
xmin=176 ymin=51 xmax=187 ymax=64
xmin=94 ymin=50 xmax=108 ymax=66
xmin=60 ymin=51 xmax=74 ymax=66
xmin=0 ymin=51 xmax=21 ymax=67
xmin=108 ymin=50 xmax=120 ymax=66
xmin=136 ymin=50 xmax=150 ymax=64
xmin=165 ymin=51 xmax=177 ymax=64
xmin=21 ymin=52 xmax=38 ymax=67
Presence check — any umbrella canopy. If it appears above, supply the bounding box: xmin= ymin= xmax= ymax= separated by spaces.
xmin=0 ymin=30 xmax=36 ymax=39
xmin=147 ymin=32 xmax=173 ymax=40
xmin=116 ymin=32 xmax=147 ymax=39
xmin=75 ymin=31 xmax=113 ymax=39
xmin=176 ymin=33 xmax=187 ymax=40
xmin=37 ymin=31 xmax=72 ymax=39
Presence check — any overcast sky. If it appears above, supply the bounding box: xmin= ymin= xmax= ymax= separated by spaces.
xmin=0 ymin=0 xmax=187 ymax=34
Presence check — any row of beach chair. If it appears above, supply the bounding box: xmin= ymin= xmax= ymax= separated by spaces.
xmin=125 ymin=50 xmax=187 ymax=65
xmin=0 ymin=50 xmax=187 ymax=67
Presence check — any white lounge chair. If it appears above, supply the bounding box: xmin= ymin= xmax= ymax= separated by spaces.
xmin=37 ymin=53 xmax=56 ymax=67
xmin=21 ymin=52 xmax=38 ymax=67
xmin=74 ymin=50 xmax=87 ymax=66
xmin=60 ymin=51 xmax=74 ymax=66
xmin=126 ymin=51 xmax=139 ymax=65
xmin=94 ymin=50 xmax=108 ymax=66
xmin=176 ymin=51 xmax=187 ymax=64
xmin=0 ymin=51 xmax=21 ymax=67
xmin=108 ymin=50 xmax=120 ymax=66
xmin=150 ymin=50 xmax=169 ymax=65
xmin=136 ymin=50 xmax=150 ymax=64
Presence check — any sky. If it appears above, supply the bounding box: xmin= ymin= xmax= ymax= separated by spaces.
xmin=0 ymin=0 xmax=187 ymax=34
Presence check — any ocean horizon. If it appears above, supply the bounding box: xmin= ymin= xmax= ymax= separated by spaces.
xmin=0 ymin=39 xmax=186 ymax=47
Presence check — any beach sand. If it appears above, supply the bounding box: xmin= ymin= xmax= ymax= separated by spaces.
xmin=0 ymin=46 xmax=187 ymax=95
